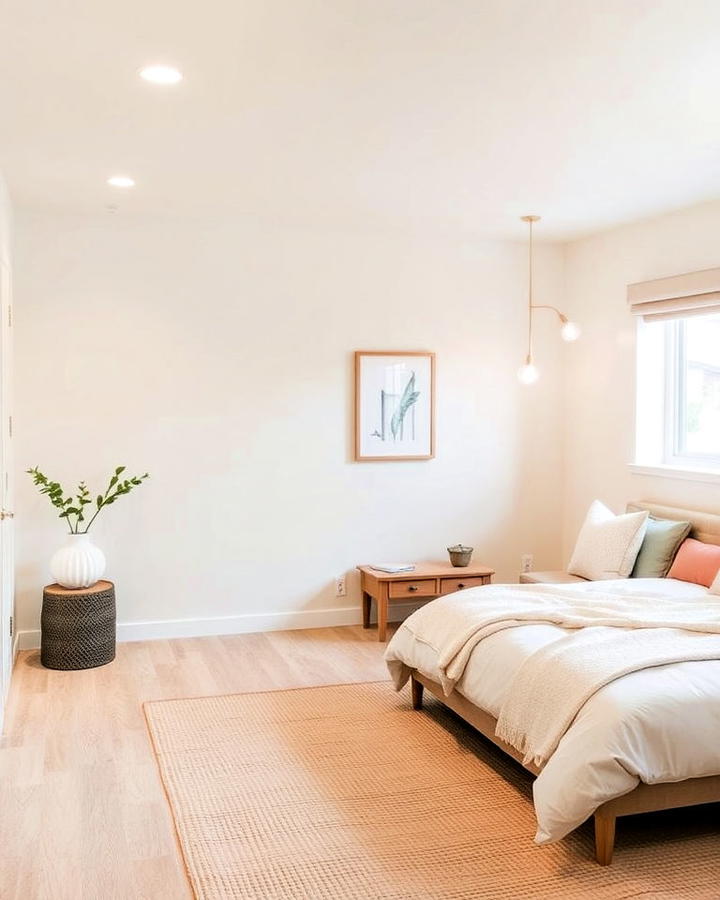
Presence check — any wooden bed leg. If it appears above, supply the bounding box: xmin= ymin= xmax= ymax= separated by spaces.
xmin=594 ymin=811 xmax=616 ymax=866
xmin=411 ymin=676 xmax=424 ymax=710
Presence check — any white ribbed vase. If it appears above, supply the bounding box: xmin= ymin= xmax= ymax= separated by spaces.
xmin=50 ymin=533 xmax=106 ymax=589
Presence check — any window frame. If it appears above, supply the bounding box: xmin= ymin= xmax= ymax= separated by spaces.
xmin=662 ymin=316 xmax=720 ymax=471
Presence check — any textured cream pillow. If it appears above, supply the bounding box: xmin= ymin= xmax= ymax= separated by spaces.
xmin=705 ymin=566 xmax=720 ymax=596
xmin=568 ymin=500 xmax=649 ymax=581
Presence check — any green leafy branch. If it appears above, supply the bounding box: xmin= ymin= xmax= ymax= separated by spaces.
xmin=26 ymin=466 xmax=149 ymax=534
xmin=390 ymin=372 xmax=420 ymax=440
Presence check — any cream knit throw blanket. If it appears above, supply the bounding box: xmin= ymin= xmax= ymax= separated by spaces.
xmin=384 ymin=583 xmax=720 ymax=767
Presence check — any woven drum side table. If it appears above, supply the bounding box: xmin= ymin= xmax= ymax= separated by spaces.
xmin=41 ymin=580 xmax=116 ymax=670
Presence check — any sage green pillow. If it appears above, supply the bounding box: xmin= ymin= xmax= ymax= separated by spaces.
xmin=631 ymin=516 xmax=692 ymax=578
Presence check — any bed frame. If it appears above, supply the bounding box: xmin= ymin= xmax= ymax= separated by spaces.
xmin=408 ymin=500 xmax=720 ymax=866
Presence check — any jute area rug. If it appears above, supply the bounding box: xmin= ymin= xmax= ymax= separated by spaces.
xmin=144 ymin=681 xmax=718 ymax=899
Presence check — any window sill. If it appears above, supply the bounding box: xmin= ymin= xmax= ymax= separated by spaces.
xmin=629 ymin=463 xmax=720 ymax=485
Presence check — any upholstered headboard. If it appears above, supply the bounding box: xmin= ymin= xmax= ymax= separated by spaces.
xmin=627 ymin=501 xmax=720 ymax=547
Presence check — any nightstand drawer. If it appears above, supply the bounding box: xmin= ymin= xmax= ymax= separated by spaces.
xmin=440 ymin=576 xmax=489 ymax=595
xmin=389 ymin=578 xmax=437 ymax=599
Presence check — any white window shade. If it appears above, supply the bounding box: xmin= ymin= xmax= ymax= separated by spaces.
xmin=628 ymin=267 xmax=720 ymax=321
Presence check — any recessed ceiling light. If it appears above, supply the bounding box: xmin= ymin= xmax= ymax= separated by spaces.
xmin=107 ymin=175 xmax=135 ymax=188
xmin=139 ymin=64 xmax=183 ymax=85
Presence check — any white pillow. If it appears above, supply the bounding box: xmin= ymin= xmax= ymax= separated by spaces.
xmin=708 ymin=569 xmax=720 ymax=596
xmin=568 ymin=500 xmax=649 ymax=581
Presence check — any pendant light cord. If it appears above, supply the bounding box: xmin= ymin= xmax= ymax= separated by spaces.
xmin=527 ymin=217 xmax=533 ymax=363
xmin=518 ymin=214 xmax=578 ymax=375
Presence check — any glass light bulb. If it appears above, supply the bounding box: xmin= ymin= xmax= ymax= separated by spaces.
xmin=139 ymin=65 xmax=183 ymax=85
xmin=517 ymin=362 xmax=540 ymax=385
xmin=560 ymin=321 xmax=581 ymax=342
xmin=107 ymin=175 xmax=135 ymax=188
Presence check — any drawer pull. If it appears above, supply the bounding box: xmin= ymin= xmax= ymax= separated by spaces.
xmin=408 ymin=585 xmax=418 ymax=592
xmin=458 ymin=583 xmax=465 ymax=589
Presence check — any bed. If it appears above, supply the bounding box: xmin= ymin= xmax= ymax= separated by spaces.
xmin=385 ymin=501 xmax=720 ymax=866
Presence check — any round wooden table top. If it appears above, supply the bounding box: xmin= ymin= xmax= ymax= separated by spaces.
xmin=43 ymin=580 xmax=114 ymax=596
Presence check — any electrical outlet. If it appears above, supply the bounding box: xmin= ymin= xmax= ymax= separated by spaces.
xmin=521 ymin=554 xmax=533 ymax=573
xmin=335 ymin=576 xmax=347 ymax=597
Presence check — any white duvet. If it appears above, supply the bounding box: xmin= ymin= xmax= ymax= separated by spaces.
xmin=385 ymin=577 xmax=720 ymax=844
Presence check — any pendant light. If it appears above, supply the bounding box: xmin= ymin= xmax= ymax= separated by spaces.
xmin=518 ymin=215 xmax=580 ymax=385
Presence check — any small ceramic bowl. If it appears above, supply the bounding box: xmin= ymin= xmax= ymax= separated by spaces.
xmin=447 ymin=544 xmax=473 ymax=567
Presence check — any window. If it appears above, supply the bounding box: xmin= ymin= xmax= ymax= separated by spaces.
xmin=636 ymin=313 xmax=720 ymax=472
xmin=630 ymin=265 xmax=720 ymax=477
xmin=672 ymin=316 xmax=720 ymax=464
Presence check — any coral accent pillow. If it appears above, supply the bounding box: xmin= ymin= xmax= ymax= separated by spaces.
xmin=567 ymin=500 xmax=648 ymax=581
xmin=667 ymin=538 xmax=720 ymax=588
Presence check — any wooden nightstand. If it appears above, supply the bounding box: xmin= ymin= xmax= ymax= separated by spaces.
xmin=356 ymin=562 xmax=494 ymax=641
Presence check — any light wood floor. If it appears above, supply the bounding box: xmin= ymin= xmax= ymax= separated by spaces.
xmin=0 ymin=624 xmax=395 ymax=900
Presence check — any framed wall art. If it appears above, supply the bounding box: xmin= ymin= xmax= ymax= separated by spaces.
xmin=354 ymin=351 xmax=435 ymax=461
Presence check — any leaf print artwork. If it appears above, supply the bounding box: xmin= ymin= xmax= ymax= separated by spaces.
xmin=355 ymin=352 xmax=434 ymax=460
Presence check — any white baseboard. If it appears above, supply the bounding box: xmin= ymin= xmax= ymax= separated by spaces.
xmin=14 ymin=601 xmax=420 ymax=651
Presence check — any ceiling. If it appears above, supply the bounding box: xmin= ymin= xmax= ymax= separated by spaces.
xmin=1 ymin=0 xmax=719 ymax=240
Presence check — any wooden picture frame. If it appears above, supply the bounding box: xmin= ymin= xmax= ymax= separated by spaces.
xmin=354 ymin=351 xmax=435 ymax=461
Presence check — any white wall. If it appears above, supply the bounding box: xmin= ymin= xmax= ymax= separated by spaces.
xmin=562 ymin=199 xmax=720 ymax=557
xmin=0 ymin=178 xmax=10 ymax=268
xmin=13 ymin=211 xmax=566 ymax=644
xmin=0 ymin=173 xmax=14 ymax=711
